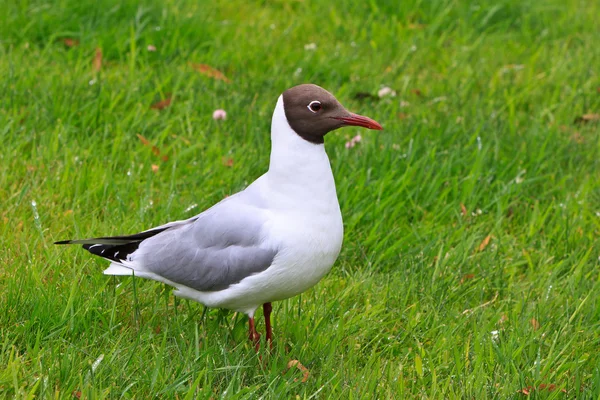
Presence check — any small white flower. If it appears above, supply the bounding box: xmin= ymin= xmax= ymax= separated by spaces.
xmin=294 ymin=67 xmax=303 ymax=77
xmin=212 ymin=109 xmax=227 ymax=120
xmin=514 ymin=170 xmax=526 ymax=184
xmin=500 ymin=64 xmax=525 ymax=74
xmin=345 ymin=134 xmax=363 ymax=149
xmin=491 ymin=330 xmax=499 ymax=342
xmin=378 ymin=87 xmax=396 ymax=98
xmin=304 ymin=43 xmax=317 ymax=51
xmin=147 ymin=45 xmax=157 ymax=52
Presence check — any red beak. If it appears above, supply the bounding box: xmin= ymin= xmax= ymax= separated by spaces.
xmin=333 ymin=113 xmax=383 ymax=130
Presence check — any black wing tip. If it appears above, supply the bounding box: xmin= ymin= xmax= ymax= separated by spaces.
xmin=54 ymin=240 xmax=73 ymax=245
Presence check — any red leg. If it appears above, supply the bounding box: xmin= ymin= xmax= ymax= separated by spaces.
xmin=263 ymin=302 xmax=273 ymax=349
xmin=248 ymin=316 xmax=260 ymax=351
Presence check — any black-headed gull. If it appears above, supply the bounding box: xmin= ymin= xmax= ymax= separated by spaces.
xmin=56 ymin=84 xmax=383 ymax=350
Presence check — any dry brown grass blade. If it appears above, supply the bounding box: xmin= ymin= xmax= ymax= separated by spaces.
xmin=136 ymin=134 xmax=151 ymax=146
xmin=63 ymin=38 xmax=79 ymax=47
xmin=150 ymin=97 xmax=172 ymax=110
xmin=189 ymin=63 xmax=231 ymax=83
xmin=478 ymin=235 xmax=492 ymax=252
xmin=285 ymin=360 xmax=309 ymax=383
xmin=574 ymin=113 xmax=599 ymax=124
xmin=93 ymin=48 xmax=102 ymax=72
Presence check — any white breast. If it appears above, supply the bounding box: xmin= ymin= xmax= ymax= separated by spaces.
xmin=201 ymin=206 xmax=342 ymax=316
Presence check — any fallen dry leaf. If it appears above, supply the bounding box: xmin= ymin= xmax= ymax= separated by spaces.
xmin=137 ymin=134 xmax=169 ymax=161
xmin=570 ymin=132 xmax=585 ymax=143
xmin=72 ymin=390 xmax=82 ymax=399
xmin=398 ymin=112 xmax=408 ymax=120
xmin=460 ymin=273 xmax=475 ymax=284
xmin=478 ymin=235 xmax=492 ymax=252
xmin=63 ymin=38 xmax=79 ymax=47
xmin=137 ymin=134 xmax=151 ymax=146
xmin=518 ymin=384 xmax=566 ymax=395
xmin=285 ymin=360 xmax=309 ymax=383
xmin=189 ymin=63 xmax=231 ymax=83
xmin=530 ymin=318 xmax=540 ymax=331
xmin=151 ymin=164 xmax=159 ymax=173
xmin=411 ymin=88 xmax=423 ymax=96
xmin=150 ymin=97 xmax=172 ymax=110
xmin=222 ymin=157 xmax=234 ymax=167
xmin=517 ymin=386 xmax=532 ymax=395
xmin=93 ymin=48 xmax=102 ymax=72
xmin=460 ymin=203 xmax=468 ymax=216
xmin=574 ymin=113 xmax=600 ymax=124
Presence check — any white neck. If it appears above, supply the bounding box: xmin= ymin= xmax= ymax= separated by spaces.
xmin=265 ymin=96 xmax=339 ymax=212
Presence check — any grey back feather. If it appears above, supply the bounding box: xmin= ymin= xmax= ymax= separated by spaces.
xmin=134 ymin=189 xmax=277 ymax=292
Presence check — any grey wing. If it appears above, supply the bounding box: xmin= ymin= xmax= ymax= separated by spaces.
xmin=131 ymin=197 xmax=277 ymax=292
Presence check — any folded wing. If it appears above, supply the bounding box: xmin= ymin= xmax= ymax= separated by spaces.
xmin=57 ymin=195 xmax=277 ymax=292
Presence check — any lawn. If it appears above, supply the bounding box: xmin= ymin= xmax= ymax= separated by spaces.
xmin=1 ymin=0 xmax=599 ymax=398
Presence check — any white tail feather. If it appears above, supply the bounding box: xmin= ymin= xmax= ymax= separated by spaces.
xmin=103 ymin=263 xmax=134 ymax=276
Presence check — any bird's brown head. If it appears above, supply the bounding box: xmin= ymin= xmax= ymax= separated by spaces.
xmin=282 ymin=84 xmax=383 ymax=144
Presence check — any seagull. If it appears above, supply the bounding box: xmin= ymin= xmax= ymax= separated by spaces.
xmin=56 ymin=84 xmax=383 ymax=350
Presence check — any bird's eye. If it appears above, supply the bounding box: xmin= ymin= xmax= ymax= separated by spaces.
xmin=307 ymin=100 xmax=322 ymax=113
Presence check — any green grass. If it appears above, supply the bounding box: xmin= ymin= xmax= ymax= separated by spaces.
xmin=1 ymin=0 xmax=600 ymax=397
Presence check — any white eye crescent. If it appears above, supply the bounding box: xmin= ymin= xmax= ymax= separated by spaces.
xmin=307 ymin=100 xmax=322 ymax=113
